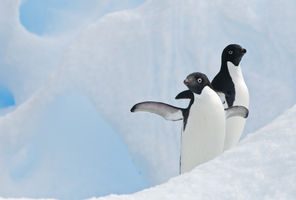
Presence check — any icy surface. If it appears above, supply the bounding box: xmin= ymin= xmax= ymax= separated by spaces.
xmin=1 ymin=94 xmax=146 ymax=200
xmin=1 ymin=0 xmax=296 ymax=199
xmin=19 ymin=0 xmax=146 ymax=35
xmin=89 ymin=104 xmax=296 ymax=200
xmin=0 ymin=85 xmax=15 ymax=109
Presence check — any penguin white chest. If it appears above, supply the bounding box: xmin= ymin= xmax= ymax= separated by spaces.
xmin=180 ymin=87 xmax=225 ymax=173
xmin=227 ymin=61 xmax=249 ymax=107
xmin=224 ymin=62 xmax=250 ymax=150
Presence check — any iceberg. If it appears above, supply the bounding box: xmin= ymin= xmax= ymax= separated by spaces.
xmin=1 ymin=0 xmax=296 ymax=199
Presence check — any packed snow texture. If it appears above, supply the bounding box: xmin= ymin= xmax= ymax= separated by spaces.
xmin=0 ymin=0 xmax=296 ymax=199
xmin=89 ymin=104 xmax=296 ymax=200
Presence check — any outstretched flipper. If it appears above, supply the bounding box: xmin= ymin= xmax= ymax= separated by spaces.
xmin=175 ymin=90 xmax=193 ymax=100
xmin=225 ymin=106 xmax=249 ymax=119
xmin=131 ymin=101 xmax=183 ymax=121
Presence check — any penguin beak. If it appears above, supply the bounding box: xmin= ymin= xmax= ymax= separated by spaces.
xmin=242 ymin=48 xmax=247 ymax=54
xmin=184 ymin=79 xmax=190 ymax=86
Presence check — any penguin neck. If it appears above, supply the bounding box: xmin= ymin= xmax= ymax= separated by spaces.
xmin=219 ymin=60 xmax=231 ymax=79
xmin=193 ymin=86 xmax=214 ymax=102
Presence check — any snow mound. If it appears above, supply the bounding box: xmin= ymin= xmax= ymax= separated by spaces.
xmin=89 ymin=105 xmax=296 ymax=200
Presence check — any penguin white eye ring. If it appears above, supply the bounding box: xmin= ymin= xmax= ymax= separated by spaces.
xmin=197 ymin=78 xmax=203 ymax=83
xmin=228 ymin=50 xmax=233 ymax=55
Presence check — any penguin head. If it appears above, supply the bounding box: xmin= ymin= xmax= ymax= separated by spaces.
xmin=184 ymin=72 xmax=212 ymax=94
xmin=222 ymin=44 xmax=247 ymax=66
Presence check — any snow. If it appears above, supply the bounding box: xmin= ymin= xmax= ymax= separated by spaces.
xmin=0 ymin=0 xmax=296 ymax=199
xmin=89 ymin=104 xmax=296 ymax=200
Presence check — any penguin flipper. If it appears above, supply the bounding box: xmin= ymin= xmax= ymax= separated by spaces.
xmin=225 ymin=106 xmax=249 ymax=119
xmin=131 ymin=101 xmax=183 ymax=121
xmin=175 ymin=90 xmax=193 ymax=100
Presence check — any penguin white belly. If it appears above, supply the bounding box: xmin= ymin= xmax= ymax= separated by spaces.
xmin=224 ymin=62 xmax=249 ymax=150
xmin=180 ymin=87 xmax=225 ymax=173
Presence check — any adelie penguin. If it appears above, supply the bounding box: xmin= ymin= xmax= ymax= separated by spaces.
xmin=131 ymin=72 xmax=249 ymax=174
xmin=176 ymin=44 xmax=249 ymax=151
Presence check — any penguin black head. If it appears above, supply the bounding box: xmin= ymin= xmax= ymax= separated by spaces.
xmin=184 ymin=72 xmax=212 ymax=94
xmin=222 ymin=44 xmax=247 ymax=66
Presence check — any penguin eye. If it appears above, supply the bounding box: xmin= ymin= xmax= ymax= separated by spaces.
xmin=228 ymin=50 xmax=233 ymax=55
xmin=197 ymin=78 xmax=203 ymax=84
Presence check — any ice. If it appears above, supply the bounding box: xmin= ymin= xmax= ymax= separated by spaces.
xmin=3 ymin=93 xmax=146 ymax=200
xmin=1 ymin=0 xmax=149 ymax=199
xmin=19 ymin=0 xmax=147 ymax=35
xmin=1 ymin=0 xmax=296 ymax=199
xmin=0 ymin=84 xmax=15 ymax=109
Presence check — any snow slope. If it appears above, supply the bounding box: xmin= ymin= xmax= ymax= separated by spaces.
xmin=89 ymin=104 xmax=296 ymax=200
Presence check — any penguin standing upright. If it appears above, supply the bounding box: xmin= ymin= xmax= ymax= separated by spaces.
xmin=211 ymin=44 xmax=249 ymax=150
xmin=131 ymin=72 xmax=248 ymax=173
xmin=176 ymin=44 xmax=249 ymax=151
